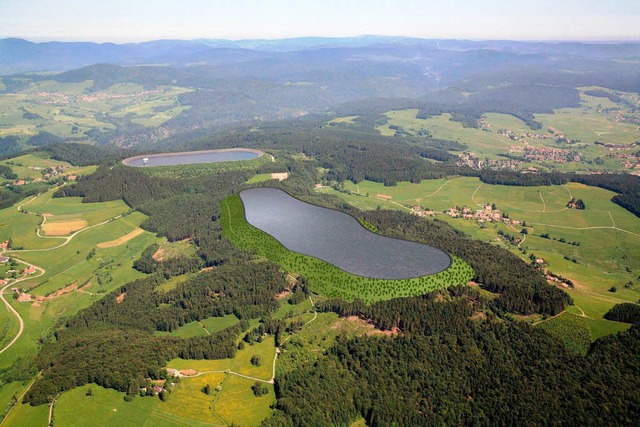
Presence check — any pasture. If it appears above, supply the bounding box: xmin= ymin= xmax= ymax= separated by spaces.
xmin=0 ymin=80 xmax=193 ymax=140
xmin=0 ymin=191 xmax=159 ymax=370
xmin=0 ymin=153 xmax=94 ymax=182
xmin=155 ymin=314 xmax=240 ymax=339
xmin=151 ymin=239 xmax=197 ymax=262
xmin=373 ymin=89 xmax=639 ymax=170
xmin=317 ymin=177 xmax=640 ymax=337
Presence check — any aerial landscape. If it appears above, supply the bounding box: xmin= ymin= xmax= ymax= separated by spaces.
xmin=0 ymin=0 xmax=639 ymax=425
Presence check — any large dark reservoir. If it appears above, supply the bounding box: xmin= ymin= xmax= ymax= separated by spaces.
xmin=239 ymin=188 xmax=451 ymax=279
xmin=123 ymin=148 xmax=262 ymax=167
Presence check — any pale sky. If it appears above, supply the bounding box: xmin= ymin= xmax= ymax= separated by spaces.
xmin=1 ymin=0 xmax=639 ymax=42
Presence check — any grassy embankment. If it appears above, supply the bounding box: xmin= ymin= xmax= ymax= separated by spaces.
xmin=221 ymin=193 xmax=473 ymax=303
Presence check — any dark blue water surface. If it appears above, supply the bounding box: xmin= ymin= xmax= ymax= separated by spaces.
xmin=239 ymin=187 xmax=451 ymax=279
xmin=124 ymin=149 xmax=261 ymax=167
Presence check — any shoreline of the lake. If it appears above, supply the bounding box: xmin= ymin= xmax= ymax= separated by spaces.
xmin=239 ymin=187 xmax=451 ymax=280
xmin=122 ymin=148 xmax=263 ymax=167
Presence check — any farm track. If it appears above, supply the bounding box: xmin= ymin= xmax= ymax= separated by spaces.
xmin=10 ymin=214 xmax=123 ymax=253
xmin=180 ymin=296 xmax=318 ymax=386
xmin=398 ymin=177 xmax=462 ymax=202
xmin=538 ymin=191 xmax=547 ymax=213
xmin=471 ymin=183 xmax=484 ymax=207
xmin=0 ymin=193 xmax=121 ymax=357
xmin=0 ymin=373 xmax=40 ymax=426
xmin=527 ymin=221 xmax=640 ymax=238
xmin=532 ymin=310 xmax=566 ymax=326
xmin=0 ymin=258 xmax=45 ymax=355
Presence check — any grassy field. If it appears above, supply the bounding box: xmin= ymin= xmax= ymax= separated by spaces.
xmin=246 ymin=173 xmax=275 ymax=184
xmin=221 ymin=194 xmax=474 ymax=303
xmin=0 ymin=152 xmax=96 ymax=184
xmin=318 ymin=177 xmax=640 ymax=338
xmin=377 ymin=110 xmax=519 ymax=157
xmin=373 ymin=90 xmax=639 ymax=170
xmin=0 ymin=189 xmax=162 ymax=421
xmin=536 ymin=312 xmax=592 ymax=354
xmin=152 ymin=239 xmax=197 ymax=262
xmin=153 ymin=314 xmax=240 ymax=339
xmin=0 ymin=80 xmax=193 ymax=141
xmin=0 ymin=190 xmax=131 ymax=251
xmin=53 ymin=384 xmax=215 ymax=427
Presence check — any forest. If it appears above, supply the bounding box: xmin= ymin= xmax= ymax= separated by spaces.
xmin=270 ymin=288 xmax=639 ymax=426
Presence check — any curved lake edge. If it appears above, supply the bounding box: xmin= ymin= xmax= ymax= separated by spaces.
xmin=222 ymin=192 xmax=474 ymax=302
xmin=238 ymin=187 xmax=453 ymax=280
xmin=122 ymin=148 xmax=264 ymax=167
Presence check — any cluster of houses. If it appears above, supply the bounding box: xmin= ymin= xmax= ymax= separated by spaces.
xmin=522 ymin=146 xmax=581 ymax=163
xmin=34 ymin=91 xmax=71 ymax=105
xmin=445 ymin=204 xmax=522 ymax=227
xmin=410 ymin=204 xmax=524 ymax=228
xmin=1 ymin=243 xmax=42 ymax=303
xmin=456 ymin=152 xmax=523 ymax=171
xmin=9 ymin=166 xmax=77 ymax=186
xmin=78 ymin=90 xmax=160 ymax=103
xmin=497 ymin=128 xmax=556 ymax=141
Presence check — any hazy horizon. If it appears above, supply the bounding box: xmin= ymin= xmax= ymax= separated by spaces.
xmin=3 ymin=34 xmax=640 ymax=45
xmin=1 ymin=0 xmax=639 ymax=43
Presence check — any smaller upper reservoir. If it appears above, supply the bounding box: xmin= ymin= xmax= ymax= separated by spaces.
xmin=123 ymin=148 xmax=262 ymax=167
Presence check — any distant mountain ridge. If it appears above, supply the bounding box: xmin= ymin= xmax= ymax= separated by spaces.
xmin=1 ymin=36 xmax=639 ymax=75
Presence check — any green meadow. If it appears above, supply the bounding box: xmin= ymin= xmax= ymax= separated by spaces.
xmin=0 ymin=153 xmax=95 ymax=183
xmin=0 ymin=190 xmax=162 ymax=421
xmin=373 ymin=89 xmax=639 ymax=170
xmin=0 ymin=80 xmax=193 ymax=140
xmin=317 ymin=177 xmax=640 ymax=338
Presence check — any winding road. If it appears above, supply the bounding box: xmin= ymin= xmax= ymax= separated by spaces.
xmin=0 ymin=259 xmax=45 ymax=355
xmin=0 ymin=194 xmax=122 ymax=356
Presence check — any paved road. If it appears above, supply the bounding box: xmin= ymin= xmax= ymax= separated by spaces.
xmin=0 ymin=258 xmax=45 ymax=355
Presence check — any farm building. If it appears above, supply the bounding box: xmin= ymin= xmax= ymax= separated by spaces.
xmin=24 ymin=266 xmax=36 ymax=275
xmin=17 ymin=293 xmax=32 ymax=302
xmin=0 ymin=256 xmax=8 ymax=263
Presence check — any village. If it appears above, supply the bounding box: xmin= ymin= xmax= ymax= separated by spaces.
xmin=32 ymin=89 xmax=161 ymax=106
xmin=8 ymin=164 xmax=76 ymax=186
xmin=410 ymin=203 xmax=523 ymax=228
xmin=456 ymin=152 xmax=523 ymax=171
xmin=508 ymin=144 xmax=582 ymax=163
xmin=497 ymin=128 xmax=558 ymax=142
xmin=0 ymin=241 xmax=41 ymax=303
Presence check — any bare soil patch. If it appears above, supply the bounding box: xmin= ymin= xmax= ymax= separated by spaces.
xmin=42 ymin=219 xmax=88 ymax=235
xmin=332 ymin=316 xmax=400 ymax=337
xmin=271 ymin=172 xmax=289 ymax=181
xmin=375 ymin=194 xmax=393 ymax=200
xmin=42 ymin=213 xmax=55 ymax=218
xmin=97 ymin=228 xmax=144 ymax=248
xmin=115 ymin=292 xmax=126 ymax=304
xmin=276 ymin=288 xmax=292 ymax=300
xmin=47 ymin=283 xmax=79 ymax=299
xmin=152 ymin=247 xmax=165 ymax=262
